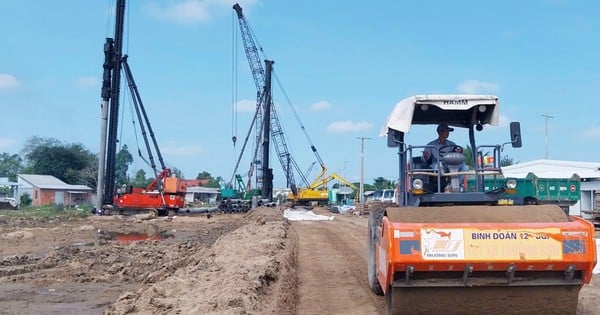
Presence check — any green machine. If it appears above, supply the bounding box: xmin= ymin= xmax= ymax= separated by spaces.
xmin=467 ymin=172 xmax=580 ymax=213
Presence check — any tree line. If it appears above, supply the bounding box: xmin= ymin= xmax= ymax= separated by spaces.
xmin=0 ymin=137 xmax=397 ymax=194
xmin=0 ymin=136 xmax=223 ymax=190
xmin=1 ymin=137 xmax=511 ymax=195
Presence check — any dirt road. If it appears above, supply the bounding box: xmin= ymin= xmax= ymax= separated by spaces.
xmin=293 ymin=212 xmax=385 ymax=314
xmin=292 ymin=208 xmax=600 ymax=315
xmin=0 ymin=206 xmax=599 ymax=314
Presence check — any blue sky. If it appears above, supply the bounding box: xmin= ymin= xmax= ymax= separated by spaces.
xmin=1 ymin=0 xmax=599 ymax=188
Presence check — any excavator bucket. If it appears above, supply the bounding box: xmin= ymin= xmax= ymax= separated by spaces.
xmin=372 ymin=205 xmax=597 ymax=315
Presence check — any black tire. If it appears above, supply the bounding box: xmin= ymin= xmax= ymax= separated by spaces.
xmin=367 ymin=209 xmax=384 ymax=295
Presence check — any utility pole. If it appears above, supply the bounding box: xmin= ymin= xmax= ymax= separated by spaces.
xmin=542 ymin=113 xmax=554 ymax=159
xmin=357 ymin=137 xmax=371 ymax=203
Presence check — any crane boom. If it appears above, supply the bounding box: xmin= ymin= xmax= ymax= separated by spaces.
xmin=96 ymin=0 xmax=185 ymax=215
xmin=122 ymin=56 xmax=166 ymax=176
xmin=99 ymin=0 xmax=126 ymax=206
xmin=233 ymin=3 xmax=299 ymax=196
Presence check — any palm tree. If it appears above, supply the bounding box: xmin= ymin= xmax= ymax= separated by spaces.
xmin=462 ymin=145 xmax=475 ymax=170
xmin=462 ymin=145 xmax=516 ymax=168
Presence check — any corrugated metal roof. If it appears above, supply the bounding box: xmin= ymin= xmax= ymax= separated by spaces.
xmin=68 ymin=185 xmax=93 ymax=191
xmin=502 ymin=159 xmax=600 ymax=179
xmin=186 ymin=186 xmax=220 ymax=194
xmin=18 ymin=174 xmax=92 ymax=191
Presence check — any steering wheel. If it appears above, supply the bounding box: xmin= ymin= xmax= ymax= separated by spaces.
xmin=438 ymin=145 xmax=463 ymax=157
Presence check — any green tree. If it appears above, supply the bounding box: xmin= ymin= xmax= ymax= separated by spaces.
xmin=131 ymin=169 xmax=153 ymax=188
xmin=115 ymin=145 xmax=133 ymax=185
xmin=500 ymin=155 xmax=515 ymax=167
xmin=195 ymin=171 xmax=221 ymax=188
xmin=79 ymin=157 xmax=99 ymax=190
xmin=360 ymin=182 xmax=376 ymax=191
xmin=206 ymin=176 xmax=222 ymax=188
xmin=373 ymin=177 xmax=394 ymax=189
xmin=196 ymin=171 xmax=212 ymax=180
xmin=21 ymin=137 xmax=96 ymax=185
xmin=462 ymin=145 xmax=475 ymax=170
xmin=0 ymin=152 xmax=23 ymax=181
xmin=463 ymin=145 xmax=515 ymax=168
xmin=0 ymin=186 xmax=11 ymax=197
xmin=20 ymin=192 xmax=32 ymax=206
xmin=171 ymin=167 xmax=183 ymax=178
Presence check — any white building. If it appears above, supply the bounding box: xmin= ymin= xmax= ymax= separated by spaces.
xmin=502 ymin=159 xmax=600 ymax=217
xmin=185 ymin=186 xmax=220 ymax=205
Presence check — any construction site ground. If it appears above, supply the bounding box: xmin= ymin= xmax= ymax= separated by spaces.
xmin=0 ymin=206 xmax=599 ymax=315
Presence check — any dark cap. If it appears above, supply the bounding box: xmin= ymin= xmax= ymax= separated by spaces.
xmin=437 ymin=124 xmax=454 ymax=132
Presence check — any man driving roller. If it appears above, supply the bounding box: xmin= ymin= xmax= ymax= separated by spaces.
xmin=423 ymin=124 xmax=460 ymax=166
xmin=423 ymin=124 xmax=469 ymax=190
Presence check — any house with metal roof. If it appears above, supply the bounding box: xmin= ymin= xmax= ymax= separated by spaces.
xmin=17 ymin=174 xmax=93 ymax=207
xmin=185 ymin=186 xmax=220 ymax=205
xmin=502 ymin=159 xmax=600 ymax=218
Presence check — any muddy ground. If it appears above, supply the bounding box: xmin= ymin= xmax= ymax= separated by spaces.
xmin=0 ymin=206 xmax=598 ymax=315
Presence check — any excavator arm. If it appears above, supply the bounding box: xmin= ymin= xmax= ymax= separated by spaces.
xmin=330 ymin=173 xmax=358 ymax=190
xmin=309 ymin=172 xmax=357 ymax=190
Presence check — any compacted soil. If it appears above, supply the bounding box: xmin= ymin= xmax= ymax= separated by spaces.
xmin=0 ymin=206 xmax=598 ymax=314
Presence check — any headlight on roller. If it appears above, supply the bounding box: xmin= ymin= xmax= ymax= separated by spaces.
xmin=412 ymin=178 xmax=424 ymax=190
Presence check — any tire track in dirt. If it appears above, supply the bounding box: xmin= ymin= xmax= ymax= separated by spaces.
xmin=292 ymin=220 xmax=384 ymax=315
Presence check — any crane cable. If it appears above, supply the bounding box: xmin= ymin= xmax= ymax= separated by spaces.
xmin=272 ymin=71 xmax=324 ymax=167
xmin=231 ymin=12 xmax=238 ymax=149
xmin=244 ymin=18 xmax=319 ymax=166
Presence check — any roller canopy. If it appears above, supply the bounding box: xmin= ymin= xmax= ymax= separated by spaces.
xmin=380 ymin=95 xmax=500 ymax=135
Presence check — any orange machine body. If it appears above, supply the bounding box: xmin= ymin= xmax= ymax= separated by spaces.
xmin=376 ymin=215 xmax=597 ymax=294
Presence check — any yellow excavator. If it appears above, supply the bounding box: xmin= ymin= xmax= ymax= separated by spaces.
xmin=289 ymin=163 xmax=357 ymax=206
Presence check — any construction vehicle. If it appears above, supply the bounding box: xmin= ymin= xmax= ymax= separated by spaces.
xmin=112 ymin=168 xmax=186 ymax=216
xmin=221 ymin=174 xmax=258 ymax=200
xmin=97 ymin=0 xmax=185 ymax=216
xmin=291 ymin=172 xmax=358 ymax=206
xmin=218 ymin=174 xmax=259 ymax=213
xmin=368 ymin=95 xmax=597 ymax=314
xmin=232 ymin=3 xmax=308 ymax=202
xmin=368 ymin=189 xmax=397 ymax=204
xmin=467 ymin=172 xmax=581 ymax=214
xmin=233 ymin=3 xmax=358 ymax=208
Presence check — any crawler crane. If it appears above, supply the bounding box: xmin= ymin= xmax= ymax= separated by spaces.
xmin=97 ymin=0 xmax=185 ymax=216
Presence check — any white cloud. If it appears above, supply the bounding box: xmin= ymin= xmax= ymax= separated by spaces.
xmin=327 ymin=121 xmax=372 ymax=133
xmin=310 ymin=101 xmax=332 ymax=111
xmin=234 ymin=99 xmax=258 ymax=112
xmin=0 ymin=138 xmax=16 ymax=150
xmin=144 ymin=0 xmax=259 ymax=25
xmin=0 ymin=73 xmax=20 ymax=91
xmin=457 ymin=80 xmax=500 ymax=94
xmin=145 ymin=1 xmax=211 ymax=24
xmin=161 ymin=144 xmax=203 ymax=156
xmin=74 ymin=76 xmax=98 ymax=88
xmin=581 ymin=127 xmax=600 ymax=138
